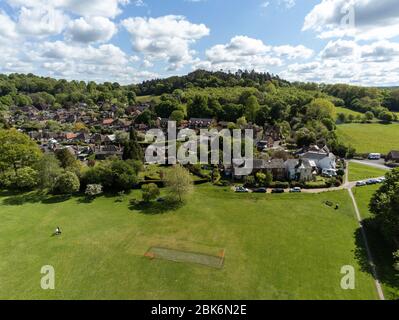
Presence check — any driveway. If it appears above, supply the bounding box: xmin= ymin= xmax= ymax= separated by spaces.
xmin=350 ymin=159 xmax=391 ymax=170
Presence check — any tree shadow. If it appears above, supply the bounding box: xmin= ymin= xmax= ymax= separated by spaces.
xmin=2 ymin=191 xmax=71 ymax=206
xmin=129 ymin=199 xmax=184 ymax=215
xmin=354 ymin=217 xmax=399 ymax=298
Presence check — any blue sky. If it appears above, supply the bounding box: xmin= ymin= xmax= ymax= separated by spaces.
xmin=1 ymin=0 xmax=399 ymax=86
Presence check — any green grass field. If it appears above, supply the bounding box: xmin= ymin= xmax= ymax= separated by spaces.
xmin=352 ymin=185 xmax=399 ymax=299
xmin=348 ymin=162 xmax=388 ymax=182
xmin=337 ymin=123 xmax=399 ymax=154
xmin=0 ymin=185 xmax=379 ymax=300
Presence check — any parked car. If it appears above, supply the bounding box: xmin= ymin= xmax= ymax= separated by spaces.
xmin=356 ymin=181 xmax=367 ymax=187
xmin=271 ymin=188 xmax=285 ymax=194
xmin=290 ymin=187 xmax=302 ymax=193
xmin=366 ymin=179 xmax=379 ymax=185
xmin=235 ymin=186 xmax=249 ymax=193
xmin=368 ymin=153 xmax=381 ymax=160
xmin=253 ymin=187 xmax=267 ymax=193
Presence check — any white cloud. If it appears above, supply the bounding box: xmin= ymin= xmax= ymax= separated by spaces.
xmin=197 ymin=35 xmax=312 ymax=72
xmin=16 ymin=6 xmax=69 ymax=36
xmin=273 ymin=44 xmax=313 ymax=59
xmin=281 ymin=39 xmax=399 ymax=86
xmin=0 ymin=11 xmax=18 ymax=41
xmin=320 ymin=39 xmax=358 ymax=59
xmin=122 ymin=15 xmax=210 ymax=70
xmin=7 ymin=0 xmax=129 ymax=18
xmin=66 ymin=16 xmax=117 ymax=43
xmin=303 ymin=0 xmax=399 ymax=40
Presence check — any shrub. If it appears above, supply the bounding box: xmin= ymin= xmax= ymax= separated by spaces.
xmin=54 ymin=171 xmax=80 ymax=194
xmin=142 ymin=183 xmax=160 ymax=202
xmin=85 ymin=184 xmax=103 ymax=198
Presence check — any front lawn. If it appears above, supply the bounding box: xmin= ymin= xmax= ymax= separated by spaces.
xmin=0 ymin=185 xmax=378 ymax=300
xmin=348 ymin=162 xmax=388 ymax=182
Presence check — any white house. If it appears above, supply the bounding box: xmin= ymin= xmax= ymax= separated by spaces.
xmin=285 ymin=159 xmax=315 ymax=181
xmin=300 ymin=147 xmax=336 ymax=171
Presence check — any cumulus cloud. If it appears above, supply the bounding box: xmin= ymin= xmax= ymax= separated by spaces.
xmin=122 ymin=15 xmax=210 ymax=70
xmin=281 ymin=39 xmax=399 ymax=86
xmin=16 ymin=6 xmax=69 ymax=36
xmin=0 ymin=11 xmax=18 ymax=42
xmin=303 ymin=0 xmax=399 ymax=40
xmin=66 ymin=16 xmax=117 ymax=43
xmin=197 ymin=35 xmax=312 ymax=72
xmin=320 ymin=39 xmax=358 ymax=59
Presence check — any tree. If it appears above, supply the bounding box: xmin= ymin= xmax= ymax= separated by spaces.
xmin=236 ymin=116 xmax=247 ymax=128
xmin=123 ymin=128 xmax=143 ymax=161
xmin=0 ymin=129 xmax=42 ymax=174
xmin=85 ymin=184 xmax=103 ymax=199
xmin=53 ymin=171 xmax=80 ymax=194
xmin=141 ymin=183 xmax=160 ymax=202
xmin=83 ymin=159 xmax=139 ymax=192
xmin=379 ymin=111 xmax=394 ymax=123
xmin=1 ymin=167 xmax=38 ymax=190
xmin=306 ymin=98 xmax=336 ymax=120
xmin=170 ymin=110 xmax=185 ymax=125
xmin=244 ymin=95 xmax=260 ymax=123
xmin=55 ymin=148 xmax=77 ymax=170
xmin=36 ymin=153 xmax=62 ymax=190
xmin=364 ymin=111 xmax=374 ymax=121
xmin=164 ymin=165 xmax=193 ymax=202
xmin=369 ymin=169 xmax=399 ymax=243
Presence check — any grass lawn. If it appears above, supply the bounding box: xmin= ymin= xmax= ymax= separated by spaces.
xmin=0 ymin=185 xmax=379 ymax=300
xmin=336 ymin=123 xmax=399 ymax=154
xmin=348 ymin=162 xmax=388 ymax=182
xmin=352 ymin=185 xmax=399 ymax=299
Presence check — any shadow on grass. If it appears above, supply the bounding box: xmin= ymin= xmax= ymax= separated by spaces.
xmin=129 ymin=199 xmax=184 ymax=215
xmin=354 ymin=217 xmax=399 ymax=299
xmin=2 ymin=191 xmax=71 ymax=206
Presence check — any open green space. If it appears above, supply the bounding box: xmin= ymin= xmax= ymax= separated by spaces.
xmin=0 ymin=185 xmax=378 ymax=300
xmin=336 ymin=123 xmax=399 ymax=154
xmin=348 ymin=162 xmax=388 ymax=182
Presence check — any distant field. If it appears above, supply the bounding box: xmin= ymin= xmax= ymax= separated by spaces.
xmin=352 ymin=185 xmax=399 ymax=299
xmin=348 ymin=162 xmax=388 ymax=182
xmin=336 ymin=123 xmax=399 ymax=154
xmin=136 ymin=95 xmax=161 ymax=103
xmin=0 ymin=185 xmax=378 ymax=300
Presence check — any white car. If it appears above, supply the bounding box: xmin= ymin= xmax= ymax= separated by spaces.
xmin=235 ymin=186 xmax=249 ymax=193
xmin=356 ymin=181 xmax=367 ymax=187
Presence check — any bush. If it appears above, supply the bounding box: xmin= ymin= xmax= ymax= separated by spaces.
xmin=1 ymin=167 xmax=39 ymax=190
xmin=270 ymin=181 xmax=289 ymax=189
xmin=54 ymin=171 xmax=80 ymax=194
xmin=142 ymin=183 xmax=160 ymax=202
xmin=85 ymin=184 xmax=103 ymax=198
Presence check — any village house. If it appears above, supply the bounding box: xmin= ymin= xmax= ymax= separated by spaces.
xmin=386 ymin=150 xmax=399 ymax=163
xmin=299 ymin=145 xmax=336 ymax=172
xmin=285 ymin=159 xmax=315 ymax=182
